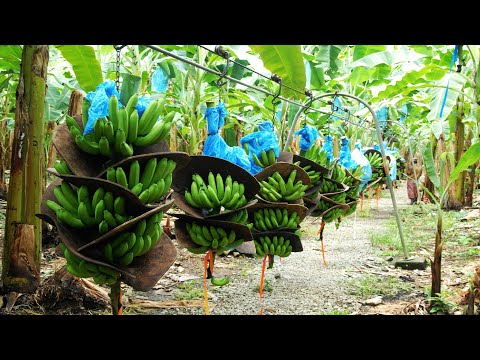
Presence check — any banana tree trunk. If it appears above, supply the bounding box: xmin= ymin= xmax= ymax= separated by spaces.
xmin=0 ymin=95 xmax=11 ymax=194
xmin=2 ymin=45 xmax=49 ymax=293
xmin=464 ymin=129 xmax=475 ymax=207
xmin=0 ymin=121 xmax=7 ymax=194
xmin=431 ymin=209 xmax=443 ymax=297
xmin=453 ymin=46 xmax=465 ymax=207
xmin=423 ymin=136 xmax=437 ymax=203
xmin=438 ymin=134 xmax=462 ymax=210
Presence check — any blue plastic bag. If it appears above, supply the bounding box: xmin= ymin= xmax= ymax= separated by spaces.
xmin=330 ymin=97 xmax=343 ymax=121
xmin=294 ymin=124 xmax=319 ymax=151
xmin=151 ymin=67 xmax=169 ymax=93
xmin=338 ymin=138 xmax=357 ymax=170
xmin=240 ymin=120 xmax=280 ymax=175
xmin=354 ymin=141 xmax=362 ymax=151
xmin=203 ymin=103 xmax=251 ymax=172
xmin=321 ymin=135 xmax=335 ymax=161
xmin=83 ymin=80 xmax=121 ymax=136
xmin=351 ymin=148 xmax=372 ymax=187
xmin=373 ymin=142 xmax=397 ymax=182
xmin=135 ymin=96 xmax=154 ymax=118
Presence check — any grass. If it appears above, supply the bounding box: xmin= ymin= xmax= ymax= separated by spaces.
xmin=319 ymin=309 xmax=352 ymax=315
xmin=174 ymin=280 xmax=203 ymax=300
xmin=254 ymin=279 xmax=273 ymax=293
xmin=369 ymin=203 xmax=458 ymax=257
xmin=347 ymin=274 xmax=415 ymax=299
xmin=424 ymin=287 xmax=459 ymax=314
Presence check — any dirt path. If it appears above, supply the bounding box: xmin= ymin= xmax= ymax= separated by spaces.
xmin=124 ymin=182 xmax=414 ymax=315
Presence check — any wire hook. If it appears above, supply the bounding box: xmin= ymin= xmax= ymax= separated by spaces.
xmin=270 ymin=74 xmax=282 ymax=121
xmin=215 ymin=46 xmax=230 ymax=88
xmin=300 ymin=90 xmax=314 ymax=127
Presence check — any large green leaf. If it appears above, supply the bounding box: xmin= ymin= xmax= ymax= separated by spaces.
xmin=57 ymin=45 xmax=103 ymax=92
xmin=0 ymin=45 xmax=22 ymax=70
xmin=309 ymin=62 xmax=325 ymax=89
xmin=372 ymin=64 xmax=446 ymax=102
xmin=249 ymin=45 xmax=306 ymax=99
xmin=352 ymin=45 xmax=387 ymax=61
xmin=350 ymin=48 xmax=426 ymax=69
xmin=448 ymin=142 xmax=480 ymax=183
xmin=427 ymin=72 xmax=467 ymax=122
xmin=423 ymin=142 xmax=440 ymax=190
xmin=430 ymin=120 xmax=444 ymax=139
xmin=315 ymin=45 xmax=345 ymax=73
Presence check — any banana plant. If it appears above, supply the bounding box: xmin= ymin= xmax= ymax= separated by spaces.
xmin=421 ymin=141 xmax=480 ymax=298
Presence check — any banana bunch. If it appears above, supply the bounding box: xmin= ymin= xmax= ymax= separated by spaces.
xmin=185 ymin=222 xmax=244 ymax=254
xmin=226 ymin=209 xmax=253 ymax=229
xmin=351 ymin=165 xmax=364 ymax=180
xmin=46 ymin=183 xmax=132 ymax=234
xmin=60 ymin=243 xmax=119 ymax=285
xmin=305 ymin=190 xmax=320 ymax=200
xmin=68 ymin=94 xmax=174 ymax=158
xmin=184 ymin=172 xmax=247 ymax=211
xmin=226 ymin=209 xmax=248 ymax=224
xmin=259 ymin=170 xmax=308 ymax=202
xmin=343 ymin=202 xmax=358 ymax=217
xmin=102 ymin=211 xmax=163 ymax=266
xmin=328 ymin=192 xmax=347 ymax=204
xmin=316 ymin=198 xmax=334 ymax=213
xmin=253 ymin=235 xmax=293 ymax=258
xmin=293 ymin=161 xmax=323 ymax=188
xmin=331 ymin=164 xmax=346 ymax=183
xmin=53 ymin=159 xmax=73 ymax=175
xmin=252 ymin=149 xmax=277 ymax=168
xmin=365 ymin=152 xmax=383 ymax=168
xmin=346 ymin=186 xmax=361 ymax=198
xmin=318 ymin=178 xmax=339 ymax=194
xmin=253 ymin=208 xmax=300 ymax=231
xmin=105 ymin=158 xmax=175 ymax=204
xmin=369 ymin=167 xmax=385 ymax=183
xmin=322 ymin=207 xmax=344 ymax=223
xmin=304 ymin=145 xmax=334 ymax=169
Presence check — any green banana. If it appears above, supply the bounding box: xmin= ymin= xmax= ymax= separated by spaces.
xmin=211 ymin=276 xmax=230 ymax=286
xmin=115 ymin=167 xmax=128 ymax=188
xmin=188 ymin=246 xmax=210 ymax=254
xmin=120 ymin=142 xmax=134 ymax=157
xmin=93 ymin=118 xmax=104 ymax=142
xmin=114 ymin=128 xmax=126 ymax=154
xmin=104 ymin=243 xmax=114 ymax=263
xmin=140 ymin=158 xmax=157 ymax=189
xmin=53 ymin=159 xmax=73 ymax=175
xmin=129 ymin=160 xmax=141 ymax=189
xmin=98 ymin=136 xmax=112 ymax=157
xmin=131 ymin=183 xmax=143 ymax=196
xmin=108 ymin=95 xmax=119 ymax=131
xmin=127 ymin=109 xmax=138 ymax=144
xmin=56 ymin=209 xmax=85 ymax=229
xmin=75 ymin=135 xmax=100 ymax=155
xmin=216 ymin=173 xmax=225 ymax=201
xmin=125 ymin=93 xmax=139 ymax=116
xmin=78 ymin=202 xmax=96 ymax=226
xmin=103 ymin=120 xmax=114 ymax=144
xmin=137 ymin=100 xmax=159 ymax=135
xmin=53 ymin=186 xmax=78 ymax=215
xmin=151 ymin=158 xmax=168 ymax=184
xmin=82 ymin=100 xmax=90 ymax=128
xmin=138 ymin=189 xmax=151 ymax=204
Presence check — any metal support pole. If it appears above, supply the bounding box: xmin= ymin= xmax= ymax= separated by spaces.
xmin=285 ymin=92 xmax=409 ymax=259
